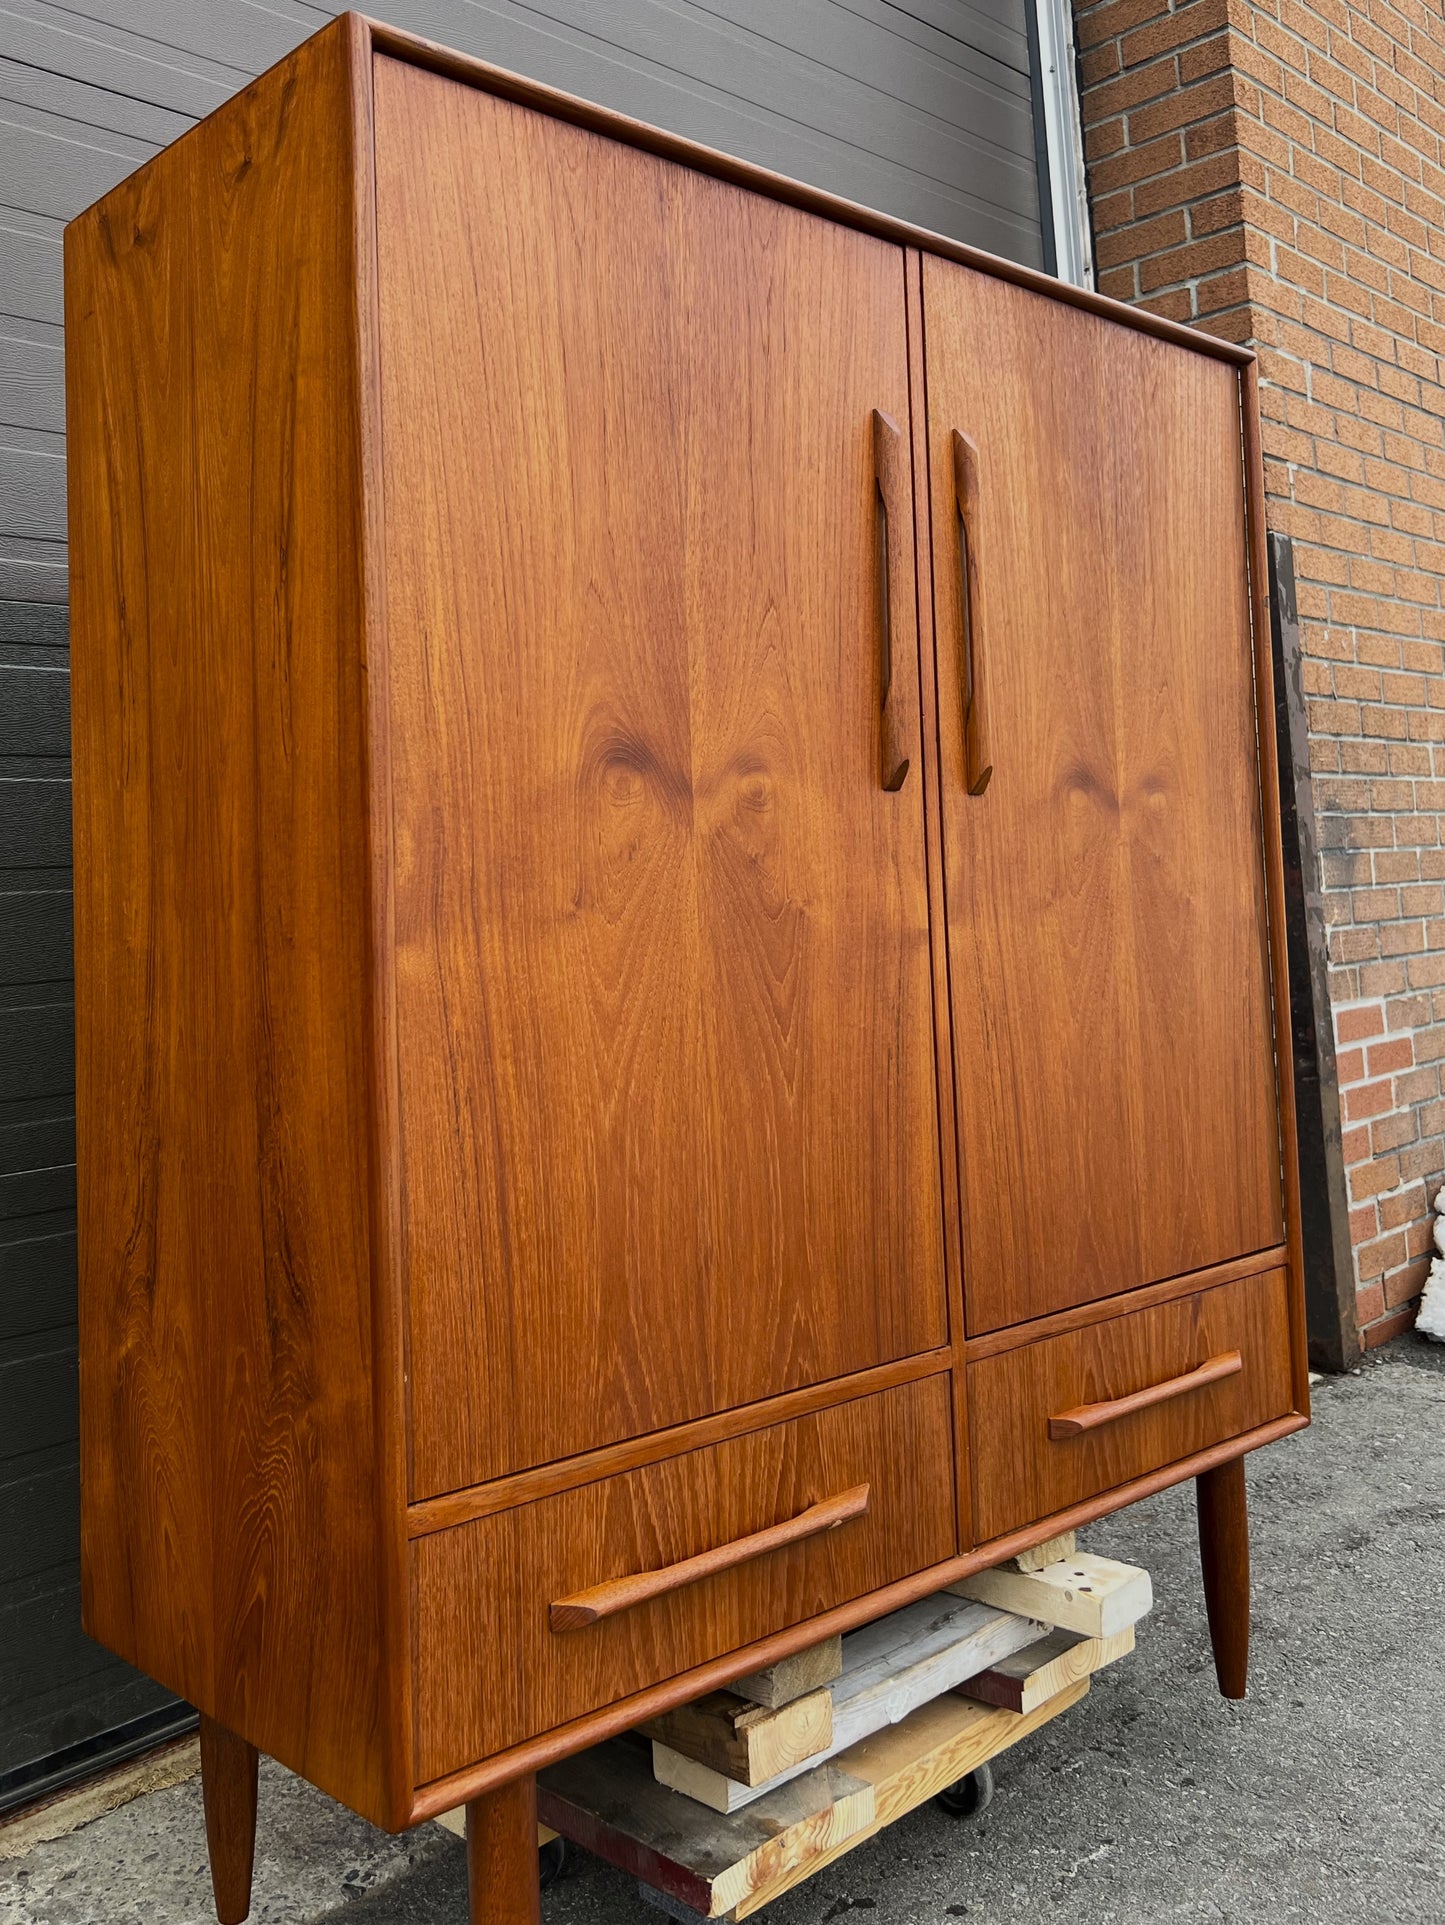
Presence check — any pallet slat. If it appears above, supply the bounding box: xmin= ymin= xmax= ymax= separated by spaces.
xmin=537 ymin=1738 xmax=874 ymax=1919
xmin=730 ymin=1637 xmax=843 ymax=1710
xmin=731 ymin=1678 xmax=1091 ymax=1919
xmin=947 ymin=1550 xmax=1153 ymax=1639
xmin=958 ymin=1623 xmax=1134 ymax=1715
xmin=650 ymin=1594 xmax=1045 ymax=1814
xmin=641 ymin=1686 xmax=832 ymax=1787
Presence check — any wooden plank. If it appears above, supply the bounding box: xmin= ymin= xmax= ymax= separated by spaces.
xmin=731 ymin=1637 xmax=842 ymax=1710
xmin=958 ymin=1624 xmax=1133 ymax=1715
xmin=1008 ymin=1530 xmax=1074 ymax=1573
xmin=948 ymin=1552 xmax=1151 ymax=1640
xmin=641 ymin=1688 xmax=831 ymax=1786
xmin=649 ymin=1593 xmax=1043 ymax=1813
xmin=729 ymin=1678 xmax=1090 ymax=1918
xmin=537 ymin=1738 xmax=875 ymax=1919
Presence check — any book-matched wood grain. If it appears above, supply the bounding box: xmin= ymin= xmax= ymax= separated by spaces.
xmin=66 ymin=17 xmax=398 ymax=1826
xmin=373 ymin=53 xmax=947 ymax=1499
xmin=968 ymin=1269 xmax=1295 ymax=1540
xmin=923 ymin=256 xmax=1284 ymax=1335
xmin=66 ymin=10 xmax=1310 ymax=1839
xmin=410 ymin=1376 xmax=954 ymax=1783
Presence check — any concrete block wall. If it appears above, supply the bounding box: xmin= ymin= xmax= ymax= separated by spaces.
xmin=1070 ymin=0 xmax=1445 ymax=1346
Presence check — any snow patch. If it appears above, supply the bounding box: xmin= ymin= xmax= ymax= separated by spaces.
xmin=1417 ymin=1185 xmax=1445 ymax=1343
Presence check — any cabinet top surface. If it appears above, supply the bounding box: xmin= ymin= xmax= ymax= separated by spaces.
xmin=66 ymin=8 xmax=1252 ymax=376
xmin=360 ymin=14 xmax=1252 ymax=369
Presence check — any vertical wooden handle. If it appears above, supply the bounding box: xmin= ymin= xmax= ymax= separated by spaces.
xmin=951 ymin=429 xmax=992 ymax=796
xmin=872 ymin=408 xmax=914 ymax=792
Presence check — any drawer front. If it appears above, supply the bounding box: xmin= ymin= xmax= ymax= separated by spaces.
xmin=411 ymin=1375 xmax=955 ymax=1782
xmin=969 ymin=1268 xmax=1294 ymax=1542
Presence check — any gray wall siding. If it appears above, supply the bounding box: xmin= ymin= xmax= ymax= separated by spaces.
xmin=0 ymin=0 xmax=1050 ymax=1790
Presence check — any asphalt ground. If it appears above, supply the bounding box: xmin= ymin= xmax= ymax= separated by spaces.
xmin=3 ymin=1335 xmax=1441 ymax=1925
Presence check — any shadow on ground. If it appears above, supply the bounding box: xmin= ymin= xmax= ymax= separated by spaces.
xmin=3 ymin=1337 xmax=1441 ymax=1925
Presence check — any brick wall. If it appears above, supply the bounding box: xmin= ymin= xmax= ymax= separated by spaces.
xmin=1071 ymin=0 xmax=1445 ymax=1345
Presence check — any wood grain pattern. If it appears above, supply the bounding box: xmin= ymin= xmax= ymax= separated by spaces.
xmin=950 ymin=429 xmax=991 ymax=795
xmin=1241 ymin=359 xmax=1313 ymax=1425
xmin=729 ymin=1677 xmax=1090 ymax=1918
xmin=411 ymin=1376 xmax=954 ymax=1782
xmin=642 ymin=1685 xmax=832 ymax=1787
xmin=365 ymin=21 xmax=1254 ymax=371
xmin=408 ymin=1410 xmax=1306 ymax=1820
xmin=374 ymin=53 xmax=946 ymax=1498
xmin=903 ymin=248 xmax=974 ymax=1557
xmin=732 ymin=1636 xmax=843 ymax=1710
xmin=1047 ymin=1350 xmax=1242 ymax=1438
xmin=958 ymin=1623 xmax=1134 ymax=1714
xmin=404 ymin=1354 xmax=949 ymax=1540
xmin=1197 ymin=1456 xmax=1250 ymax=1699
xmin=962 ymin=1249 xmax=1288 ymax=1362
xmin=466 ymin=1777 xmax=542 ymax=1925
xmin=649 ymin=1591 xmax=1046 ymax=1812
xmin=67 ymin=12 xmax=1310 ymax=1835
xmin=873 ymin=407 xmax=918 ymax=791
xmin=949 ymin=1550 xmax=1152 ymax=1639
xmin=968 ymin=1269 xmax=1294 ymax=1540
xmin=537 ymin=1739 xmax=876 ymax=1920
xmin=550 ymin=1486 xmax=870 ymax=1630
xmin=199 ymin=1715 xmax=258 ymax=1925
xmin=923 ymin=256 xmax=1284 ymax=1333
xmin=66 ymin=16 xmax=399 ymax=1826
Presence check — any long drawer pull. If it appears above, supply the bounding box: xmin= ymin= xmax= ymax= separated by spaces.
xmin=873 ymin=408 xmax=914 ymax=791
xmin=1048 ymin=1352 xmax=1243 ymax=1441
xmin=951 ymin=429 xmax=992 ymax=796
xmin=549 ymin=1484 xmax=872 ymax=1632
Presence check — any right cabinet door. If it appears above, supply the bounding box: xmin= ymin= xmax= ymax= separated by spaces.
xmin=923 ymin=258 xmax=1284 ymax=1335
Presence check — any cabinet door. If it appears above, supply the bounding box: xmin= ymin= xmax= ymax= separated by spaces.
xmin=374 ymin=59 xmax=947 ymax=1497
xmin=922 ymin=259 xmax=1283 ymax=1335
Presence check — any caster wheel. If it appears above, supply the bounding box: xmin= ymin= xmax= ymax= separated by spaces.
xmin=539 ymin=1834 xmax=567 ymax=1890
xmin=935 ymin=1760 xmax=994 ymax=1820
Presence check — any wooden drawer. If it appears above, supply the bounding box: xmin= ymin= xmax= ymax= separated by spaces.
xmin=411 ymin=1374 xmax=955 ymax=1782
xmin=968 ymin=1268 xmax=1295 ymax=1542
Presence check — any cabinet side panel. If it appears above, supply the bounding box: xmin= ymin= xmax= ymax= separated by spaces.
xmin=65 ymin=20 xmax=391 ymax=1822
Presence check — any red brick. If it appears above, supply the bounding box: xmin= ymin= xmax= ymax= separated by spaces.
xmin=1336 ymin=1001 xmax=1387 ymax=1042
xmin=1367 ymin=1035 xmax=1416 ymax=1072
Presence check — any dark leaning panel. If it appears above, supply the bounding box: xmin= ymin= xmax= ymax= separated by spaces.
xmin=0 ymin=0 xmax=1055 ymax=1805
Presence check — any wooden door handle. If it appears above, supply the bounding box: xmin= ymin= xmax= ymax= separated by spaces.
xmin=951 ymin=429 xmax=992 ymax=796
xmin=549 ymin=1484 xmax=871 ymax=1631
xmin=872 ymin=409 xmax=914 ymax=791
xmin=1048 ymin=1352 xmax=1243 ymax=1440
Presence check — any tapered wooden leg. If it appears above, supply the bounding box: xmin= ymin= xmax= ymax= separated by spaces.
xmin=467 ymin=1775 xmax=543 ymax=1924
xmin=1196 ymin=1455 xmax=1250 ymax=1700
xmin=199 ymin=1714 xmax=259 ymax=1925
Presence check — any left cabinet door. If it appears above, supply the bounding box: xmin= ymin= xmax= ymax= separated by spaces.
xmin=372 ymin=58 xmax=947 ymax=1498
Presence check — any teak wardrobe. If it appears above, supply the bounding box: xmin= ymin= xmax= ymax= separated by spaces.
xmin=65 ymin=12 xmax=1310 ymax=1921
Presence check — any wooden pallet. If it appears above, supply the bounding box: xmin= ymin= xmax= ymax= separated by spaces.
xmin=537 ymin=1545 xmax=1145 ymax=1919
xmin=539 ymin=1678 xmax=1086 ymax=1919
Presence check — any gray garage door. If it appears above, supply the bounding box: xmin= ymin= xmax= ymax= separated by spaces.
xmin=0 ymin=0 xmax=1061 ymax=1804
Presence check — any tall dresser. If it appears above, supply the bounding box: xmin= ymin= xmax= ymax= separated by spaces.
xmin=64 ymin=13 xmax=1309 ymax=1920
